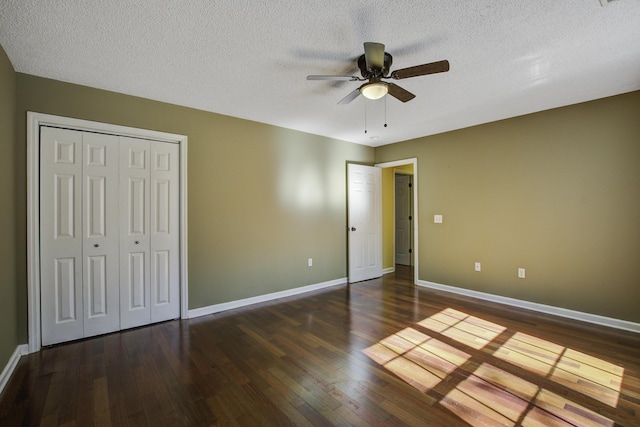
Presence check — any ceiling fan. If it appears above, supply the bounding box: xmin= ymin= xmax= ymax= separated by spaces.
xmin=307 ymin=42 xmax=450 ymax=104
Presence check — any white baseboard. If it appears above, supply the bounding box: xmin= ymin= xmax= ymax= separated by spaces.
xmin=417 ymin=280 xmax=640 ymax=334
xmin=382 ymin=267 xmax=395 ymax=275
xmin=188 ymin=277 xmax=348 ymax=319
xmin=0 ymin=344 xmax=28 ymax=396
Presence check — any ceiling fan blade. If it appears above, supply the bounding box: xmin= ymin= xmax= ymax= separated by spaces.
xmin=387 ymin=83 xmax=416 ymax=103
xmin=307 ymin=75 xmax=359 ymax=81
xmin=364 ymin=42 xmax=385 ymax=70
xmin=338 ymin=88 xmax=361 ymax=105
xmin=391 ymin=60 xmax=450 ymax=80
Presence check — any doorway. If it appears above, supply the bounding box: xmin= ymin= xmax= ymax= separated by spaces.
xmin=375 ymin=158 xmax=418 ymax=285
xmin=395 ymin=173 xmax=414 ymax=266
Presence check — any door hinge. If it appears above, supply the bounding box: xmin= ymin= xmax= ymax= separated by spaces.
xmin=408 ymin=215 xmax=412 ymax=220
xmin=409 ymin=248 xmax=413 ymax=253
xmin=408 ymin=182 xmax=413 ymax=188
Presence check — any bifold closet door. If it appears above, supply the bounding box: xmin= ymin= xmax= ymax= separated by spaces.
xmin=149 ymin=141 xmax=180 ymax=323
xmin=119 ymin=138 xmax=180 ymax=328
xmin=40 ymin=127 xmax=120 ymax=346
xmin=119 ymin=137 xmax=151 ymax=329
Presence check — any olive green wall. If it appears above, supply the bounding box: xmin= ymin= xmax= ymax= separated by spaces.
xmin=14 ymin=74 xmax=373 ymax=342
xmin=0 ymin=45 xmax=18 ymax=369
xmin=375 ymin=91 xmax=640 ymax=323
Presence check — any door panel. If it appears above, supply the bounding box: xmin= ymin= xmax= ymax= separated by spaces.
xmin=54 ymin=257 xmax=77 ymax=322
xmin=154 ymin=250 xmax=170 ymax=304
xmin=82 ymin=132 xmax=120 ymax=338
xmin=86 ymin=255 xmax=107 ymax=317
xmin=120 ymin=137 xmax=151 ymax=329
xmin=150 ymin=142 xmax=180 ymax=322
xmin=54 ymin=174 xmax=76 ymax=238
xmin=127 ymin=252 xmax=146 ymax=308
xmin=41 ymin=127 xmax=84 ymax=346
xmin=348 ymin=164 xmax=382 ymax=283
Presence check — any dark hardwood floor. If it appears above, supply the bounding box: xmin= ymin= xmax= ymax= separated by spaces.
xmin=1 ymin=266 xmax=639 ymax=426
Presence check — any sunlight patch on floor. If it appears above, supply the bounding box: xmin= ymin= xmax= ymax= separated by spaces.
xmin=418 ymin=308 xmax=506 ymax=350
xmin=362 ymin=327 xmax=471 ymax=393
xmin=495 ymin=332 xmax=623 ymax=407
xmin=443 ymin=363 xmax=615 ymax=427
xmin=363 ymin=308 xmax=622 ymax=425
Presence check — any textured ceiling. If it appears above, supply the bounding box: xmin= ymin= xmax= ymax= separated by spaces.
xmin=1 ymin=0 xmax=639 ymax=146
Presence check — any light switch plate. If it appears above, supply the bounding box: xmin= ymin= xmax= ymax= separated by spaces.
xmin=434 ymin=214 xmax=443 ymax=223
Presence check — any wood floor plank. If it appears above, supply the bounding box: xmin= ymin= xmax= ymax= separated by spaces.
xmin=1 ymin=265 xmax=639 ymax=426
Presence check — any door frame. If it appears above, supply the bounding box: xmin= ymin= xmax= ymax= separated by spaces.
xmin=375 ymin=158 xmax=418 ymax=285
xmin=27 ymin=112 xmax=189 ymax=353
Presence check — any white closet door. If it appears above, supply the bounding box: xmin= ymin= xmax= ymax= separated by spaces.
xmin=150 ymin=141 xmax=180 ymax=322
xmin=40 ymin=127 xmax=84 ymax=346
xmin=119 ymin=137 xmax=151 ymax=329
xmin=82 ymin=132 xmax=120 ymax=338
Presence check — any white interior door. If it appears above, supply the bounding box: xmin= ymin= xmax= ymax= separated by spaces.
xmin=40 ymin=127 xmax=84 ymax=345
xmin=348 ymin=164 xmax=382 ymax=283
xmin=82 ymin=132 xmax=120 ymax=337
xmin=119 ymin=137 xmax=151 ymax=329
xmin=395 ymin=174 xmax=412 ymax=266
xmin=150 ymin=141 xmax=180 ymax=322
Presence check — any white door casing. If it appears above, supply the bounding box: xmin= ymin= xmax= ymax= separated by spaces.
xmin=347 ymin=164 xmax=382 ymax=283
xmin=28 ymin=112 xmax=188 ymax=353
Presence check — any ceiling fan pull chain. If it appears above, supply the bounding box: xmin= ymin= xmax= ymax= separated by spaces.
xmin=384 ymin=95 xmax=388 ymax=128
xmin=364 ymin=102 xmax=368 ymax=133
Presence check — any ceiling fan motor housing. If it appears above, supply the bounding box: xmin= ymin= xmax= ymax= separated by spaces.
xmin=358 ymin=52 xmax=393 ymax=78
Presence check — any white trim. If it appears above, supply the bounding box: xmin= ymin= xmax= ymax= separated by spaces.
xmin=0 ymin=345 xmax=28 ymax=396
xmin=27 ymin=112 xmax=189 ymax=353
xmin=188 ymin=277 xmax=347 ymax=319
xmin=375 ymin=158 xmax=418 ymax=284
xmin=382 ymin=267 xmax=395 ymax=275
xmin=417 ymin=279 xmax=640 ymax=334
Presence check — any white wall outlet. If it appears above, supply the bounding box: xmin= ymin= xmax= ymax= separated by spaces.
xmin=308 ymin=258 xmax=313 ymax=267
xmin=434 ymin=214 xmax=443 ymax=224
xmin=475 ymin=262 xmax=481 ymax=272
xmin=518 ymin=268 xmax=526 ymax=278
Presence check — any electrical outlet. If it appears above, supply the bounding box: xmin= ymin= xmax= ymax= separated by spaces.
xmin=308 ymin=258 xmax=313 ymax=267
xmin=518 ymin=268 xmax=525 ymax=278
xmin=475 ymin=262 xmax=481 ymax=272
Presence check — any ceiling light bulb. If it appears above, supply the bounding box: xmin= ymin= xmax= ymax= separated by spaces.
xmin=361 ymin=82 xmax=388 ymax=100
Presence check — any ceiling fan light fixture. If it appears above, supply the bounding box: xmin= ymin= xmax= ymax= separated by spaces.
xmin=361 ymin=82 xmax=388 ymax=100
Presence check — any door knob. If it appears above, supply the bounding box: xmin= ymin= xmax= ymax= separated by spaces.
xmin=94 ymin=244 xmax=99 ymax=248
xmin=350 ymin=227 xmax=356 ymax=231
xmin=135 ymin=241 xmax=140 ymax=244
